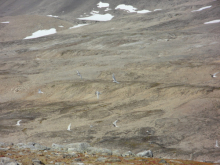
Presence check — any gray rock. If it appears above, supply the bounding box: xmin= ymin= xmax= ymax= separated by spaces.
xmin=16 ymin=142 xmax=48 ymax=150
xmin=159 ymin=159 xmax=167 ymax=163
xmin=74 ymin=158 xmax=82 ymax=162
xmin=87 ymin=147 xmax=112 ymax=155
xmin=55 ymin=163 xmax=66 ymax=165
xmin=66 ymin=143 xmax=90 ymax=153
xmin=96 ymin=157 xmax=107 ymax=162
xmin=112 ymin=150 xmax=121 ymax=156
xmin=68 ymin=148 xmax=77 ymax=153
xmin=71 ymin=163 xmax=84 ymax=165
xmin=0 ymin=157 xmax=19 ymax=165
xmin=52 ymin=143 xmax=64 ymax=149
xmin=122 ymin=151 xmax=135 ymax=157
xmin=0 ymin=148 xmax=9 ymax=151
xmin=136 ymin=150 xmax=153 ymax=158
xmin=63 ymin=153 xmax=77 ymax=159
xmin=32 ymin=159 xmax=44 ymax=165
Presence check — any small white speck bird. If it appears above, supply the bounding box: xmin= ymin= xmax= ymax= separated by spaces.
xmin=67 ymin=123 xmax=71 ymax=131
xmin=38 ymin=89 xmax=43 ymax=93
xmin=211 ymin=72 xmax=219 ymax=78
xmin=112 ymin=74 xmax=119 ymax=83
xmin=113 ymin=120 xmax=119 ymax=127
xmin=215 ymin=140 xmax=219 ymax=148
xmin=76 ymin=70 xmax=82 ymax=79
xmin=95 ymin=91 xmax=101 ymax=99
xmin=16 ymin=120 xmax=22 ymax=126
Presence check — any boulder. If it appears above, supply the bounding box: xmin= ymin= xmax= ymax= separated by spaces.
xmin=136 ymin=150 xmax=153 ymax=158
xmin=87 ymin=147 xmax=112 ymax=155
xmin=0 ymin=157 xmax=19 ymax=165
xmin=122 ymin=151 xmax=135 ymax=157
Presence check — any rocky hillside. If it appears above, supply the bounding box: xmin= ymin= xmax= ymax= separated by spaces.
xmin=0 ymin=0 xmax=220 ymax=163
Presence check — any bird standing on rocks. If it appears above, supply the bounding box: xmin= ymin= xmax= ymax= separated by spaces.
xmin=95 ymin=91 xmax=101 ymax=99
xmin=38 ymin=89 xmax=43 ymax=93
xmin=16 ymin=120 xmax=22 ymax=126
xmin=211 ymin=72 xmax=219 ymax=78
xmin=113 ymin=120 xmax=119 ymax=127
xmin=76 ymin=70 xmax=82 ymax=79
xmin=67 ymin=123 xmax=71 ymax=131
xmin=112 ymin=73 xmax=119 ymax=83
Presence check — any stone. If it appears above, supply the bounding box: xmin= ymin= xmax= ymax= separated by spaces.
xmin=122 ymin=151 xmax=135 ymax=157
xmin=96 ymin=157 xmax=107 ymax=162
xmin=66 ymin=143 xmax=90 ymax=153
xmin=136 ymin=150 xmax=153 ymax=158
xmin=51 ymin=143 xmax=64 ymax=149
xmin=0 ymin=148 xmax=9 ymax=151
xmin=0 ymin=157 xmax=19 ymax=165
xmin=159 ymin=159 xmax=167 ymax=163
xmin=32 ymin=159 xmax=44 ymax=165
xmin=16 ymin=143 xmax=48 ymax=150
xmin=87 ymin=147 xmax=112 ymax=155
xmin=112 ymin=150 xmax=121 ymax=156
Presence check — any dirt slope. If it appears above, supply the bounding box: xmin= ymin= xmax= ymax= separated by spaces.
xmin=0 ymin=0 xmax=220 ymax=162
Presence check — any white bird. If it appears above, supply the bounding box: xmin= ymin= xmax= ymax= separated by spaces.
xmin=76 ymin=70 xmax=82 ymax=79
xmin=16 ymin=120 xmax=22 ymax=126
xmin=113 ymin=120 xmax=119 ymax=127
xmin=112 ymin=74 xmax=119 ymax=83
xmin=211 ymin=72 xmax=219 ymax=78
xmin=38 ymin=89 xmax=43 ymax=93
xmin=67 ymin=123 xmax=71 ymax=131
xmin=95 ymin=91 xmax=101 ymax=99
xmin=215 ymin=140 xmax=219 ymax=148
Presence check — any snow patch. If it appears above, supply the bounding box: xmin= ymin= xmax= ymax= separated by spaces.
xmin=47 ymin=15 xmax=58 ymax=18
xmin=154 ymin=9 xmax=162 ymax=11
xmin=1 ymin=21 xmax=9 ymax=23
xmin=115 ymin=4 xmax=137 ymax=13
xmin=59 ymin=26 xmax=64 ymax=28
xmin=78 ymin=13 xmax=114 ymax=21
xmin=204 ymin=19 xmax=220 ymax=24
xmin=24 ymin=28 xmax=57 ymax=39
xmin=97 ymin=2 xmax=109 ymax=8
xmin=191 ymin=6 xmax=212 ymax=12
xmin=137 ymin=10 xmax=151 ymax=14
xmin=69 ymin=24 xmax=89 ymax=29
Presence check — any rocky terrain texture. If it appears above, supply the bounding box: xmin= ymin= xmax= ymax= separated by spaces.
xmin=0 ymin=142 xmax=215 ymax=165
xmin=0 ymin=0 xmax=220 ymax=163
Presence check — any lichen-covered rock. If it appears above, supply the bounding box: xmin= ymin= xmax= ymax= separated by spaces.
xmin=16 ymin=142 xmax=49 ymax=150
xmin=136 ymin=150 xmax=153 ymax=158
xmin=122 ymin=151 xmax=135 ymax=157
xmin=66 ymin=143 xmax=90 ymax=153
xmin=0 ymin=157 xmax=19 ymax=165
xmin=87 ymin=147 xmax=112 ymax=155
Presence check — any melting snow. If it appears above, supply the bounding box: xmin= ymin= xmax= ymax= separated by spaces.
xmin=91 ymin=10 xmax=99 ymax=14
xmin=59 ymin=26 xmax=64 ymax=28
xmin=115 ymin=4 xmax=137 ymax=13
xmin=69 ymin=24 xmax=89 ymax=29
xmin=24 ymin=28 xmax=57 ymax=39
xmin=105 ymin=8 xmax=112 ymax=11
xmin=1 ymin=21 xmax=9 ymax=23
xmin=154 ymin=9 xmax=162 ymax=11
xmin=97 ymin=2 xmax=109 ymax=8
xmin=204 ymin=19 xmax=220 ymax=24
xmin=78 ymin=13 xmax=114 ymax=21
xmin=191 ymin=6 xmax=212 ymax=12
xmin=137 ymin=10 xmax=151 ymax=14
xmin=47 ymin=15 xmax=59 ymax=18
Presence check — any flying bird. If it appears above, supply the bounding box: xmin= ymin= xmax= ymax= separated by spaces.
xmin=112 ymin=74 xmax=119 ymax=83
xmin=67 ymin=123 xmax=71 ymax=131
xmin=95 ymin=91 xmax=101 ymax=99
xmin=113 ymin=120 xmax=119 ymax=127
xmin=215 ymin=140 xmax=219 ymax=148
xmin=211 ymin=72 xmax=219 ymax=78
xmin=38 ymin=89 xmax=43 ymax=94
xmin=16 ymin=120 xmax=22 ymax=126
xmin=76 ymin=70 xmax=82 ymax=79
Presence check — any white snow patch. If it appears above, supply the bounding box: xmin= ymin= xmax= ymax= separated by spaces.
xmin=78 ymin=13 xmax=114 ymax=21
xmin=204 ymin=19 xmax=220 ymax=24
xmin=191 ymin=6 xmax=212 ymax=12
xmin=154 ymin=9 xmax=162 ymax=11
xmin=59 ymin=26 xmax=64 ymax=28
xmin=1 ymin=21 xmax=9 ymax=23
xmin=97 ymin=2 xmax=109 ymax=8
xmin=69 ymin=24 xmax=88 ymax=29
xmin=137 ymin=10 xmax=151 ymax=14
xmin=91 ymin=10 xmax=99 ymax=14
xmin=24 ymin=28 xmax=57 ymax=39
xmin=105 ymin=8 xmax=112 ymax=11
xmin=47 ymin=15 xmax=59 ymax=18
xmin=115 ymin=4 xmax=137 ymax=13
